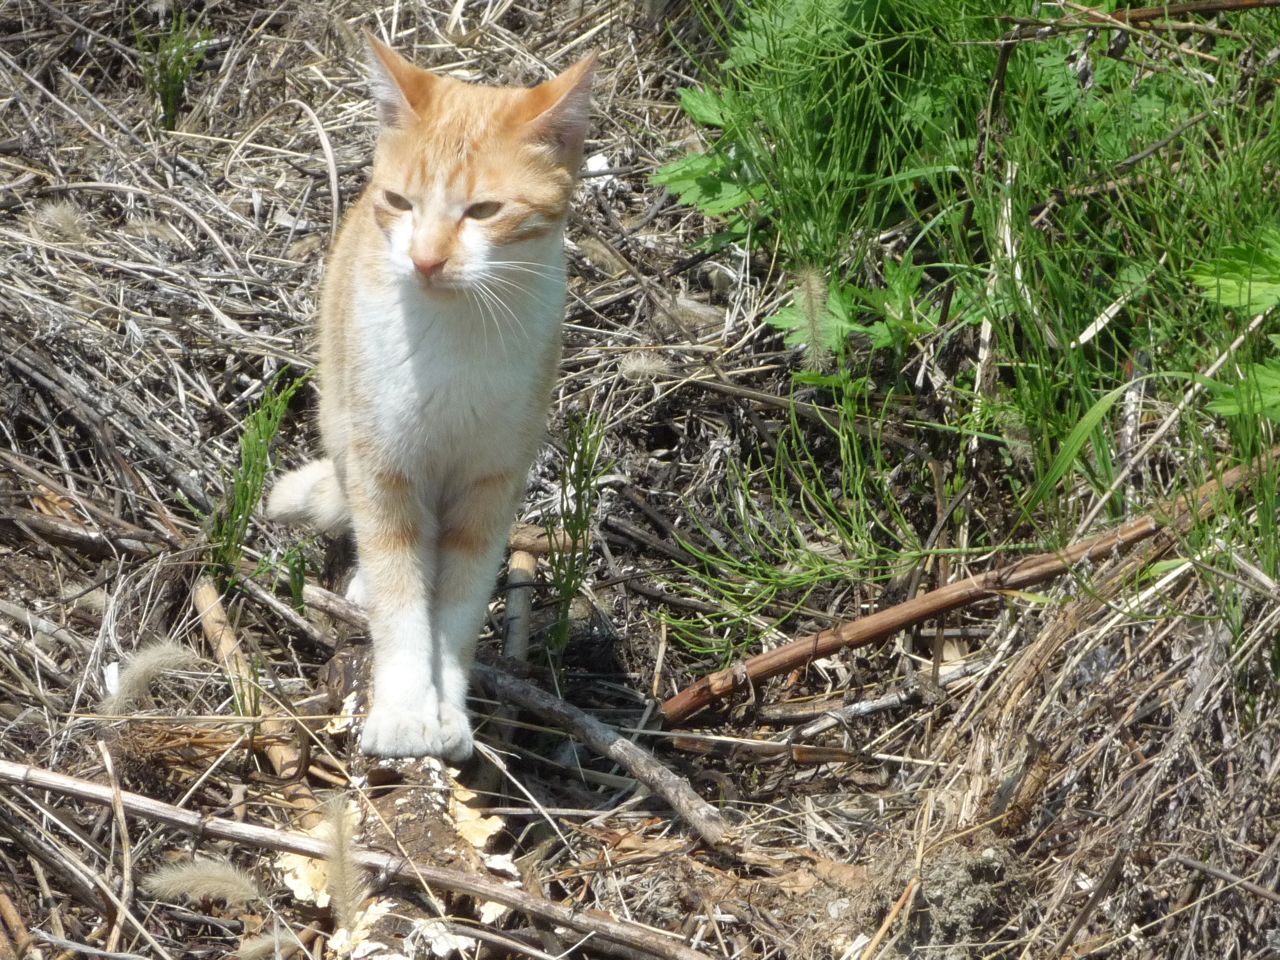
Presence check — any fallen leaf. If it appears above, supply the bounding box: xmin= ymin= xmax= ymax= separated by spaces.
xmin=450 ymin=783 xmax=504 ymax=850
xmin=277 ymin=847 xmax=330 ymax=909
xmin=766 ymin=868 xmax=819 ymax=896
xmin=30 ymin=486 xmax=80 ymax=521
xmin=809 ymin=856 xmax=869 ymax=893
xmin=407 ymin=918 xmax=477 ymax=958
xmin=331 ymin=897 xmax=393 ymax=958
xmin=477 ymin=897 xmax=509 ymax=925
xmin=275 ymin=800 xmax=361 ymax=909
xmin=323 ymin=692 xmax=358 ymax=735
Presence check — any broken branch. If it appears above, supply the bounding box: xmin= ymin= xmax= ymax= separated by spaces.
xmin=472 ymin=663 xmax=734 ymax=849
xmin=299 ymin=580 xmax=736 ymax=850
xmin=660 ymin=453 xmax=1270 ymax=724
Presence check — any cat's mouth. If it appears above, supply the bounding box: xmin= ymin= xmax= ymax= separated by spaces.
xmin=412 ymin=270 xmax=466 ymax=295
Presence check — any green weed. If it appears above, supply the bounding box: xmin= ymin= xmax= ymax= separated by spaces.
xmin=656 ymin=0 xmax=995 ymax=359
xmin=1194 ymin=224 xmax=1280 ymax=594
xmin=283 ymin=543 xmax=308 ymax=612
xmin=657 ymin=0 xmax=992 ymax=264
xmin=209 ymin=372 xmax=306 ymax=577
xmin=660 ymin=3 xmax=1280 ymax=656
xmin=136 ymin=12 xmax=211 ymax=131
xmin=545 ymin=415 xmax=607 ymax=658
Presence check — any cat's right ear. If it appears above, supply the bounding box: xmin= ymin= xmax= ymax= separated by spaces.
xmin=363 ymin=32 xmax=436 ymax=128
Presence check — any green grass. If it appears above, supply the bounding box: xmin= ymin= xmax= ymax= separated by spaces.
xmin=659 ymin=1 xmax=1280 ymax=661
xmin=546 ymin=414 xmax=607 ymax=659
xmin=209 ymin=373 xmax=307 ymax=578
xmin=136 ymin=11 xmax=211 ymax=131
xmin=657 ymin=0 xmax=994 ymax=267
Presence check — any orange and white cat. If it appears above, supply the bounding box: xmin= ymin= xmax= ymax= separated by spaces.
xmin=267 ymin=37 xmax=594 ymax=760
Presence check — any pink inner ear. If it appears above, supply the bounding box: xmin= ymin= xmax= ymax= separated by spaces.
xmin=520 ymin=55 xmax=596 ymax=164
xmin=365 ymin=35 xmax=441 ymax=126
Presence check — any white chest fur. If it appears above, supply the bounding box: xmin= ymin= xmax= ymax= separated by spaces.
xmin=348 ymin=236 xmax=566 ymax=473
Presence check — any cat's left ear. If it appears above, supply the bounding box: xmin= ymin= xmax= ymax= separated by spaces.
xmin=520 ymin=53 xmax=597 ymax=168
xmin=364 ymin=32 xmax=438 ymax=128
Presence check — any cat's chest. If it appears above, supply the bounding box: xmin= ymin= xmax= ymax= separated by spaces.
xmin=351 ymin=286 xmax=551 ymax=441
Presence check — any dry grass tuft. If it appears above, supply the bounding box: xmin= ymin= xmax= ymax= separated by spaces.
xmin=28 ymin=199 xmax=88 ymax=242
xmin=234 ymin=931 xmax=288 ymax=960
xmin=143 ymin=858 xmax=263 ymax=907
xmin=103 ymin=641 xmax=204 ymax=712
xmin=618 ymin=350 xmax=672 ymax=380
xmin=323 ymin=796 xmax=367 ymax=934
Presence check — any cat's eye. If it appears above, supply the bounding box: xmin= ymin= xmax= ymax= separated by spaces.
xmin=465 ymin=201 xmax=503 ymax=220
xmin=383 ymin=191 xmax=413 ymax=211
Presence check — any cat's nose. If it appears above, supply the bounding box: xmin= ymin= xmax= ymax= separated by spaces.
xmin=412 ymin=254 xmax=447 ymax=278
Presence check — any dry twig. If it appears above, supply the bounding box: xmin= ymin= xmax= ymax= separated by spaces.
xmin=0 ymin=759 xmax=709 ymax=960
xmin=661 ymin=450 xmax=1274 ymax=723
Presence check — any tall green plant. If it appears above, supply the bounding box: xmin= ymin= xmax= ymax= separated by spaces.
xmin=545 ymin=415 xmax=606 ymax=659
xmin=136 ymin=12 xmax=210 ymax=130
xmin=659 ymin=4 xmax=1280 ymax=656
xmin=656 ymin=0 xmax=995 ymax=358
xmin=209 ymin=373 xmax=306 ymax=576
xmin=660 ymin=0 xmax=991 ymax=261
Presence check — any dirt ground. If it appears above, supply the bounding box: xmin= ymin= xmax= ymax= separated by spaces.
xmin=1 ymin=1 xmax=1278 ymax=958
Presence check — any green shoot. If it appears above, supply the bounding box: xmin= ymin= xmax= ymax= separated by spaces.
xmin=545 ymin=415 xmax=606 ymax=659
xmin=136 ymin=12 xmax=211 ymax=131
xmin=209 ymin=372 xmax=306 ymax=578
xmin=659 ymin=3 xmax=1280 ymax=665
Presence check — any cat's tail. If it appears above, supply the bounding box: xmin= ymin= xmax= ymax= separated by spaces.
xmin=265 ymin=459 xmax=349 ymax=533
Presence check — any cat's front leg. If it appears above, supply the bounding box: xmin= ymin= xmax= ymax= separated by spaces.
xmin=432 ymin=471 xmax=525 ymax=759
xmin=346 ymin=461 xmax=466 ymax=762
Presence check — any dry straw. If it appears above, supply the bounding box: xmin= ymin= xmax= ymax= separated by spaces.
xmin=142 ymin=859 xmax=263 ymax=907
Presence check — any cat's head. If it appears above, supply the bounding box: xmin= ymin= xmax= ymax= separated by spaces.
xmin=361 ymin=36 xmax=594 ymax=292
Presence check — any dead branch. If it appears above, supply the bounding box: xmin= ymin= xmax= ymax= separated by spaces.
xmin=473 ymin=550 xmax=539 ymax=799
xmin=502 ymin=550 xmax=539 ymax=661
xmin=298 ymin=580 xmax=735 ymax=849
xmin=0 ymin=759 xmax=710 ymax=960
xmin=1174 ymin=855 xmax=1280 ymax=907
xmin=0 ymin=508 xmax=158 ymax=560
xmin=794 ymin=657 xmax=991 ymax=739
xmin=472 ymin=663 xmax=734 ymax=849
xmin=661 ymin=452 xmax=1272 ymax=724
xmin=1077 ymin=0 xmax=1280 ymax=23
xmin=0 ymin=893 xmax=29 ymax=960
xmin=508 ymin=524 xmax=573 ymax=556
xmin=192 ymin=576 xmax=323 ymax=831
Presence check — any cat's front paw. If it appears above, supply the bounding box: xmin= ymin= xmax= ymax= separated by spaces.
xmin=434 ymin=702 xmax=474 ymax=761
xmin=360 ymin=701 xmax=473 ymax=762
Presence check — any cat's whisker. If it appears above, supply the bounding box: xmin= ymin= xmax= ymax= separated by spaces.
xmin=489 ymin=262 xmax=562 ymax=280
xmin=489 ymin=257 xmax=562 ymax=266
xmin=470 ymin=280 xmax=517 ymax=352
xmin=465 ymin=285 xmax=499 ymax=353
xmin=483 ymin=289 xmax=510 ymax=354
xmin=477 ymin=274 xmax=536 ymax=300
xmin=488 ymin=258 xmax=563 ymax=273
xmin=462 ymin=288 xmax=492 ymax=352
xmin=479 ymin=272 xmax=560 ymax=311
xmin=472 ymin=279 xmax=527 ymax=346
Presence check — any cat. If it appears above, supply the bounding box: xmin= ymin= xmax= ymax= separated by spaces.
xmin=266 ymin=36 xmax=594 ymax=761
